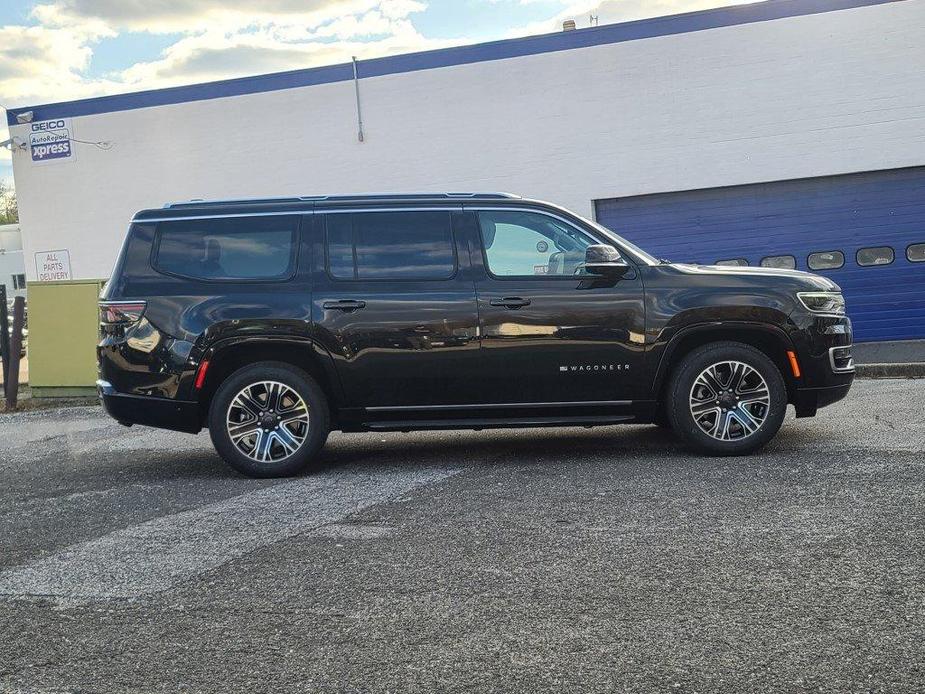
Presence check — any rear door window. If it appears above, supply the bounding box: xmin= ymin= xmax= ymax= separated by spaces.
xmin=154 ymin=216 xmax=299 ymax=281
xmin=325 ymin=211 xmax=456 ymax=280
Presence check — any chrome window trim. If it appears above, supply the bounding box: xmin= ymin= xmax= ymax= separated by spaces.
xmin=136 ymin=207 xmax=467 ymax=223
xmin=319 ymin=206 xmax=464 ymax=214
xmin=134 ymin=205 xmax=650 ymax=267
xmin=162 ymin=192 xmax=520 ymax=208
xmin=134 ymin=211 xmax=309 ymax=223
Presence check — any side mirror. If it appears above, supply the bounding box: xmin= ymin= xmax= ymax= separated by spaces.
xmin=584 ymin=244 xmax=630 ymax=277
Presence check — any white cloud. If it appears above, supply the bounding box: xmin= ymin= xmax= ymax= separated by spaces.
xmin=0 ymin=1 xmax=442 ymax=194
xmin=119 ymin=28 xmax=459 ymax=88
xmin=0 ymin=128 xmax=11 ymax=163
xmin=116 ymin=4 xmax=455 ymax=90
xmin=0 ymin=23 xmax=117 ymax=103
xmin=0 ymin=1 xmax=439 ymax=106
xmin=31 ymin=0 xmax=403 ymax=34
xmin=0 ymin=0 xmax=760 ymax=136
xmin=508 ymin=0 xmax=763 ymax=36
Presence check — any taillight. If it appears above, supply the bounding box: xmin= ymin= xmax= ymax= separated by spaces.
xmin=99 ymin=301 xmax=147 ymax=327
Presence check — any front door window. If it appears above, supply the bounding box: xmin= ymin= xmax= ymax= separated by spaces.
xmin=478 ymin=210 xmax=595 ymax=278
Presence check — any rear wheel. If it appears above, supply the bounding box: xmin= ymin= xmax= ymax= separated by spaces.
xmin=667 ymin=341 xmax=786 ymax=456
xmin=208 ymin=362 xmax=329 ymax=477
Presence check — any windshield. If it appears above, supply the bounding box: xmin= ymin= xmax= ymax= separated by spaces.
xmin=573 ymin=213 xmax=660 ymax=266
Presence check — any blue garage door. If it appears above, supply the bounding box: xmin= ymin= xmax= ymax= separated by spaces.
xmin=595 ymin=167 xmax=925 ymax=343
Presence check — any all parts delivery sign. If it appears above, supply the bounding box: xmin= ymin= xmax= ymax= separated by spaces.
xmin=35 ymin=250 xmax=72 ymax=282
xmin=29 ymin=119 xmax=76 ymax=164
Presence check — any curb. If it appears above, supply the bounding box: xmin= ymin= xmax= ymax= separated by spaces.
xmin=1 ymin=397 xmax=99 ymax=414
xmin=855 ymin=363 xmax=925 ymax=379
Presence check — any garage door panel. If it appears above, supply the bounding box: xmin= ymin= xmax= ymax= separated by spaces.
xmin=595 ymin=167 xmax=925 ymax=342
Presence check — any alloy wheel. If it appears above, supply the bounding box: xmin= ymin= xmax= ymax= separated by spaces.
xmin=688 ymin=361 xmax=770 ymax=441
xmin=225 ymin=381 xmax=310 ymax=463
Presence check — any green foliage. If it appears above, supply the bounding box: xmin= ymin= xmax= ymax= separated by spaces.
xmin=0 ymin=180 xmax=18 ymax=224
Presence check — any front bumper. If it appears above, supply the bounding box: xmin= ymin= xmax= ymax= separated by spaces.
xmin=793 ymin=382 xmax=852 ymax=418
xmin=788 ymin=314 xmax=855 ymax=416
xmin=97 ymin=380 xmax=202 ymax=434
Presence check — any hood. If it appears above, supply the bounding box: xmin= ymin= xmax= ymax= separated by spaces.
xmin=670 ymin=263 xmax=840 ymax=291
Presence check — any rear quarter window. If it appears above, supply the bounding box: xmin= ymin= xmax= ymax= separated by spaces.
xmin=154 ymin=216 xmax=299 ymax=281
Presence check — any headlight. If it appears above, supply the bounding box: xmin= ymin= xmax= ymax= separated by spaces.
xmin=797 ymin=291 xmax=846 ymax=315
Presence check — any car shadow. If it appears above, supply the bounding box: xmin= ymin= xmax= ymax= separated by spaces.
xmin=313 ymin=424 xmax=684 ymax=472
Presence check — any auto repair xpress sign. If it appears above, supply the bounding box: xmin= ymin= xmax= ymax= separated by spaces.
xmin=29 ymin=119 xmax=76 ymax=163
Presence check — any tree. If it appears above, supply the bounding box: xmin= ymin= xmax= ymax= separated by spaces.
xmin=0 ymin=180 xmax=18 ymax=224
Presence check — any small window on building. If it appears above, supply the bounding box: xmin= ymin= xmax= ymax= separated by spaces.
xmin=807 ymin=251 xmax=844 ymax=270
xmin=325 ymin=211 xmax=456 ymax=280
xmin=155 ymin=216 xmax=299 ymax=281
xmin=856 ymin=246 xmax=894 ymax=267
xmin=905 ymin=243 xmax=925 ymax=263
xmin=714 ymin=258 xmax=748 ymax=267
xmin=760 ymin=255 xmax=796 ymax=270
xmin=12 ymin=274 xmax=26 ymax=290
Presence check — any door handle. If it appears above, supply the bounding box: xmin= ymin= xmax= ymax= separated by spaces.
xmin=323 ymin=299 xmax=367 ymax=311
xmin=490 ymin=297 xmax=531 ymax=309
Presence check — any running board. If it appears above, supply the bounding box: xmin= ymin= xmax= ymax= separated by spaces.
xmin=365 ymin=414 xmax=635 ymax=432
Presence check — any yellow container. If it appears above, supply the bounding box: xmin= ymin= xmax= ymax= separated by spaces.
xmin=26 ymin=280 xmax=103 ymax=397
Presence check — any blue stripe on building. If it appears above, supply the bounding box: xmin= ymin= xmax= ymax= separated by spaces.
xmin=5 ymin=0 xmax=902 ymax=126
xmin=595 ymin=166 xmax=925 ymax=343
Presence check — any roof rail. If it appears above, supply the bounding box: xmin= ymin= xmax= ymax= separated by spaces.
xmin=163 ymin=192 xmax=521 ymax=208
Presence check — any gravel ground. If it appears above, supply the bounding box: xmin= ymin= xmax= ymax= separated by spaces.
xmin=0 ymin=379 xmax=923 ymax=693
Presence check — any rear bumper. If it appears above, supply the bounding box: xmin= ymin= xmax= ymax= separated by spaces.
xmin=97 ymin=380 xmax=202 ymax=434
xmin=793 ymin=381 xmax=853 ymax=418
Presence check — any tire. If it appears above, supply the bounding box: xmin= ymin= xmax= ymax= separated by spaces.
xmin=208 ymin=361 xmax=330 ymax=478
xmin=666 ymin=341 xmax=787 ymax=456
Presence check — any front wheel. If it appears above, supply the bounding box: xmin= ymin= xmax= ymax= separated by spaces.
xmin=666 ymin=342 xmax=787 ymax=456
xmin=208 ymin=362 xmax=330 ymax=478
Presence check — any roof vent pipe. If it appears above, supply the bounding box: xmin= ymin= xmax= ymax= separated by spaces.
xmin=562 ymin=19 xmax=576 ymax=31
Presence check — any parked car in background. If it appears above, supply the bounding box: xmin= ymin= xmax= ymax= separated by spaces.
xmin=98 ymin=193 xmax=854 ymax=477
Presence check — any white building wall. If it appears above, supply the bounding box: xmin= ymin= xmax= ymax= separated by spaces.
xmin=8 ymin=0 xmax=925 ymax=281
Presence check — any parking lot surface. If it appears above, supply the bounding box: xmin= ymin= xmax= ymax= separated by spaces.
xmin=1 ymin=379 xmax=923 ymax=693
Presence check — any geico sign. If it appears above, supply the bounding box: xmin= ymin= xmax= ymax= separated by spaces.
xmin=31 ymin=120 xmax=66 ymax=132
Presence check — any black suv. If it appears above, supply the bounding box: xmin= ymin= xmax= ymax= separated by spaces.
xmin=98 ymin=193 xmax=854 ymax=477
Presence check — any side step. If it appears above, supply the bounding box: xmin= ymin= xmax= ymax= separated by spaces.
xmin=365 ymin=414 xmax=634 ymax=432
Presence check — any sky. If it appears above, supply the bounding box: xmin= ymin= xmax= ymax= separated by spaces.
xmin=0 ymin=0 xmax=756 ymax=187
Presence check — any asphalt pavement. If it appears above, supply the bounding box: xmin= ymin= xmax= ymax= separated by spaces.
xmin=0 ymin=379 xmax=923 ymax=693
